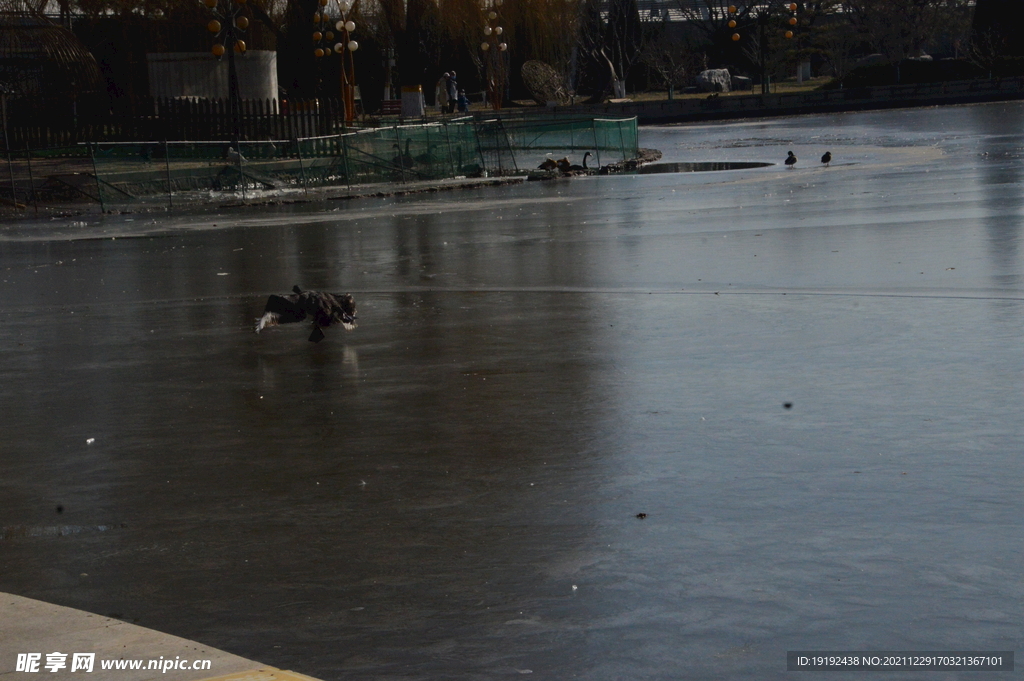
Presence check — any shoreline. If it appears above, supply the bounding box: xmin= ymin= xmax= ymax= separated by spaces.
xmin=0 ymin=175 xmax=530 ymax=222
xmin=533 ymin=76 xmax=1024 ymax=125
xmin=3 ymin=80 xmax=1022 ymax=219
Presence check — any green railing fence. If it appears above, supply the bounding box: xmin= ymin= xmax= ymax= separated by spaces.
xmin=1 ymin=115 xmax=639 ymax=212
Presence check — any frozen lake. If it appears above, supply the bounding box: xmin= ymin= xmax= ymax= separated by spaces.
xmin=1 ymin=101 xmax=1022 ymax=680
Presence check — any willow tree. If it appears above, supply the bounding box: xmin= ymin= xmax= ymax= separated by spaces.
xmin=499 ymin=0 xmax=581 ymax=97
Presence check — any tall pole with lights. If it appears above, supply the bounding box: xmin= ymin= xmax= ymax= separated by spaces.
xmin=479 ymin=0 xmax=507 ymax=111
xmin=728 ymin=2 xmax=798 ymax=96
xmin=204 ymin=0 xmax=250 ymax=143
xmin=312 ymin=0 xmax=359 ymax=124
xmin=334 ymin=1 xmax=359 ymax=124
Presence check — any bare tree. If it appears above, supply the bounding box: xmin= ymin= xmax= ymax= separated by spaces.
xmin=640 ymin=24 xmax=703 ymax=98
xmin=842 ymin=0 xmax=971 ymax=81
xmin=573 ymin=0 xmax=608 ymax=100
xmin=813 ymin=17 xmax=859 ymax=86
xmin=966 ymin=28 xmax=1008 ymax=78
xmin=605 ymin=0 xmax=643 ymax=97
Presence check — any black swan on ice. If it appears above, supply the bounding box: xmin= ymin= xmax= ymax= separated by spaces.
xmin=567 ymin=152 xmax=592 ymax=172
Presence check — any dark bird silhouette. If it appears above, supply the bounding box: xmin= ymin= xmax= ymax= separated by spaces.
xmin=455 ymin=147 xmax=482 ymax=177
xmin=392 ymin=139 xmax=415 ymax=169
xmin=567 ymin=152 xmax=592 ymax=172
xmin=537 ymin=156 xmax=557 ymax=171
xmin=255 ymin=286 xmax=356 ymax=343
xmin=415 ymin=143 xmax=439 ymax=166
xmin=555 ymin=157 xmax=572 ymax=172
xmin=821 ymin=151 xmax=832 ymax=167
xmin=785 ymin=150 xmax=797 ymax=168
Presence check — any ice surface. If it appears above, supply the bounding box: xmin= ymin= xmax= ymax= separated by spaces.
xmin=1 ymin=102 xmax=1021 ymax=680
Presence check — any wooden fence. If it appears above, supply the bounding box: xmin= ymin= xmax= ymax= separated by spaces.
xmin=3 ymin=97 xmax=347 ymax=149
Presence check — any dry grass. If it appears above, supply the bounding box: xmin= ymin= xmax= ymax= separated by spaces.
xmin=414 ymin=76 xmax=834 ymax=118
xmin=504 ymin=76 xmax=833 ymax=107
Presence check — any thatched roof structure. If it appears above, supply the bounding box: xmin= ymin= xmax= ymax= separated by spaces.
xmin=0 ymin=14 xmax=103 ymax=100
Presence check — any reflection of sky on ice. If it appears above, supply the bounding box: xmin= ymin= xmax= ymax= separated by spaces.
xmin=0 ymin=101 xmax=1022 ymax=680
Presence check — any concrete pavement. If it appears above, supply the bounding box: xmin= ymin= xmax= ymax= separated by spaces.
xmin=0 ymin=594 xmax=320 ymax=681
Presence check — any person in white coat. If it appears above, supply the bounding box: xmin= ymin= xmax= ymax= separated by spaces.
xmin=436 ymin=72 xmax=450 ymax=114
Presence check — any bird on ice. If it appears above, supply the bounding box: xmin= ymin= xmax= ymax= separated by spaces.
xmin=821 ymin=151 xmax=832 ymax=167
xmin=567 ymin=152 xmax=592 ymax=172
xmin=255 ymin=286 xmax=356 ymax=343
xmin=785 ymin=150 xmax=797 ymax=168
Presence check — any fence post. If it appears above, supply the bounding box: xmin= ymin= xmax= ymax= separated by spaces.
xmin=2 ymin=93 xmax=15 ymax=205
xmin=5 ymin=149 xmax=14 ymax=206
xmin=89 ymin=142 xmax=104 ymax=213
xmin=394 ymin=126 xmax=406 ymax=183
xmin=443 ymin=121 xmax=455 ymax=178
xmin=501 ymin=119 xmax=518 ymax=172
xmin=296 ymin=138 xmax=308 ymax=194
xmin=237 ymin=141 xmax=246 ymax=202
xmin=340 ymin=133 xmax=351 ymax=189
xmin=592 ymin=122 xmax=601 ymax=168
xmin=164 ymin=140 xmax=172 ymax=210
xmin=473 ymin=120 xmax=486 ymax=173
xmin=493 ymin=123 xmax=501 ymax=175
xmin=25 ymin=148 xmax=37 ymax=214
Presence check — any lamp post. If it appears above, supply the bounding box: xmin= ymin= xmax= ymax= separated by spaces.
xmin=334 ymin=1 xmax=359 ymax=124
xmin=728 ymin=2 xmax=798 ymax=96
xmin=203 ymin=0 xmax=250 ymax=143
xmin=479 ymin=0 xmax=507 ymax=111
xmin=312 ymin=0 xmax=359 ymax=124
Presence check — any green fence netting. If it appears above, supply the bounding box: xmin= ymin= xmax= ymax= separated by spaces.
xmin=3 ymin=116 xmax=638 ymax=211
xmin=0 ymin=145 xmax=94 ymax=210
xmin=500 ymin=116 xmax=639 ymax=169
